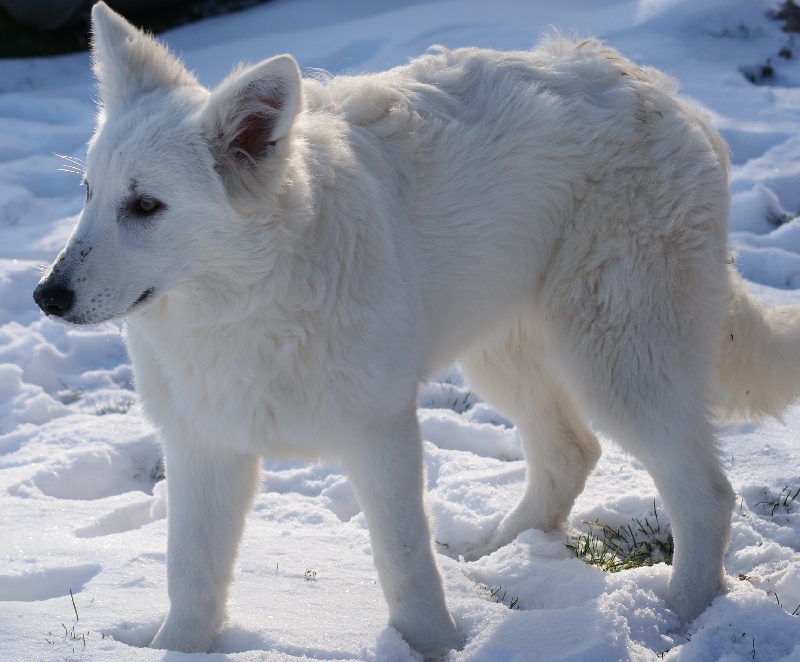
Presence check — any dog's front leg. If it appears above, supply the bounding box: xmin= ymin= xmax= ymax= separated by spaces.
xmin=150 ymin=443 xmax=262 ymax=653
xmin=343 ymin=409 xmax=462 ymax=658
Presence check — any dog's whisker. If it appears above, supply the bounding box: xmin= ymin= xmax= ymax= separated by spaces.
xmin=54 ymin=153 xmax=87 ymax=168
xmin=58 ymin=166 xmax=84 ymax=176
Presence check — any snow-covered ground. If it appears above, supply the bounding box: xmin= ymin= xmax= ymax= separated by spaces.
xmin=2 ymin=0 xmax=800 ymax=659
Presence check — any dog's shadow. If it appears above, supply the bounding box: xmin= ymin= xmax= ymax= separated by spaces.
xmin=107 ymin=620 xmax=415 ymax=659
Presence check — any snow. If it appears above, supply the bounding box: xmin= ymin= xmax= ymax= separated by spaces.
xmin=1 ymin=0 xmax=800 ymax=659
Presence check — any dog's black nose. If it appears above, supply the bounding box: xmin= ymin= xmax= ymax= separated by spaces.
xmin=33 ymin=282 xmax=75 ymax=317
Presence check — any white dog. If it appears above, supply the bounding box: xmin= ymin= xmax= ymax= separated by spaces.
xmin=34 ymin=2 xmax=800 ymax=657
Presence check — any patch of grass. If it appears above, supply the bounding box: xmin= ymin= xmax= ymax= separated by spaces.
xmin=484 ymin=584 xmax=520 ymax=610
xmin=446 ymin=389 xmax=477 ymax=414
xmin=740 ymin=60 xmax=775 ymax=85
xmin=70 ymin=588 xmax=79 ymax=621
xmin=93 ymin=395 xmax=136 ymax=416
xmin=754 ymin=481 xmax=800 ymax=518
xmin=714 ymin=23 xmax=762 ymax=40
xmin=57 ymin=382 xmax=82 ymax=405
xmin=567 ymin=502 xmax=673 ymax=572
xmin=773 ymin=1 xmax=800 ymax=33
xmin=151 ymin=457 xmax=166 ymax=483
xmin=57 ymin=382 xmax=137 ymax=415
xmin=44 ymin=589 xmax=105 ymax=652
xmin=737 ymin=3 xmax=799 ymax=86
xmin=419 ymin=383 xmax=478 ymax=414
xmin=767 ymin=208 xmax=796 ymax=227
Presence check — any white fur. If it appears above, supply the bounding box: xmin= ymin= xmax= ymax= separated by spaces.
xmin=33 ymin=2 xmax=800 ymax=657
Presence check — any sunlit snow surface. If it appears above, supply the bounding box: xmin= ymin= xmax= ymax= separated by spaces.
xmin=2 ymin=1 xmax=800 ymax=660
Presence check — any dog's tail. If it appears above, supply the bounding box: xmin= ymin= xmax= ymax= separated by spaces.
xmin=715 ymin=269 xmax=800 ymax=420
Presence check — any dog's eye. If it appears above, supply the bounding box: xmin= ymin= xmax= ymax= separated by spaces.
xmin=82 ymin=180 xmax=92 ymax=202
xmin=133 ymin=197 xmax=162 ymax=215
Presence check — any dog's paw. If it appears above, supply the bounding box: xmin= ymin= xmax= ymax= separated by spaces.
xmin=392 ymin=607 xmax=463 ymax=659
xmin=149 ymin=613 xmax=216 ymax=653
xmin=460 ymin=530 xmax=506 ymax=562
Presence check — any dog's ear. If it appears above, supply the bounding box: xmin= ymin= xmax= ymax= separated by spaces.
xmin=201 ymin=55 xmax=302 ymax=174
xmin=91 ymin=1 xmax=196 ymax=113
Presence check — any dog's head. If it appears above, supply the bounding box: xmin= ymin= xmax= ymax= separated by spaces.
xmin=33 ymin=1 xmax=303 ymax=325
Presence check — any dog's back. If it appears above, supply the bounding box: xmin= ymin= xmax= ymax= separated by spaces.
xmin=299 ymin=38 xmax=731 ymax=370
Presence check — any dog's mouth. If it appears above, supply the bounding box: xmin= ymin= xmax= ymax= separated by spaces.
xmin=126 ymin=287 xmax=155 ymax=314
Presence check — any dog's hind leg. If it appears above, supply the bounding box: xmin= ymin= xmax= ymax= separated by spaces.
xmin=622 ymin=411 xmax=734 ymax=626
xmin=544 ymin=270 xmax=736 ymax=626
xmin=150 ymin=444 xmax=262 ymax=653
xmin=342 ymin=406 xmax=462 ymax=657
xmin=568 ymin=362 xmax=734 ymax=625
xmin=460 ymin=320 xmax=602 ymax=558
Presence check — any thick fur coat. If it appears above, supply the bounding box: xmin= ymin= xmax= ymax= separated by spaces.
xmin=33 ymin=2 xmax=800 ymax=657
